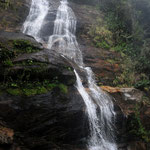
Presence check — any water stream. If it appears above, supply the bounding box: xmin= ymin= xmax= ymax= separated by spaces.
xmin=22 ymin=0 xmax=49 ymax=42
xmin=23 ymin=0 xmax=118 ymax=150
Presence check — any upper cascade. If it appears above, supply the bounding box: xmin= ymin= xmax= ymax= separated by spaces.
xmin=22 ymin=0 xmax=49 ymax=42
xmin=47 ymin=0 xmax=83 ymax=66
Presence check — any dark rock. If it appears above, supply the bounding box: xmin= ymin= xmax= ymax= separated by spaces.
xmin=101 ymin=86 xmax=150 ymax=150
xmin=0 ymin=31 xmax=89 ymax=150
xmin=0 ymin=31 xmax=77 ymax=86
xmin=0 ymin=31 xmax=43 ymax=48
xmin=0 ymin=86 xmax=89 ymax=150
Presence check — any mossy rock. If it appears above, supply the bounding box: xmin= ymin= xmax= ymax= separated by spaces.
xmin=2 ymin=81 xmax=68 ymax=97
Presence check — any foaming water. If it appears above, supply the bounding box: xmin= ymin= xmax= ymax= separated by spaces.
xmin=23 ymin=0 xmax=118 ymax=149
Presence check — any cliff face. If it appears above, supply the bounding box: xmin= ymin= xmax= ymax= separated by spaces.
xmin=0 ymin=31 xmax=89 ymax=150
xmin=0 ymin=0 xmax=150 ymax=150
xmin=0 ymin=0 xmax=30 ymax=31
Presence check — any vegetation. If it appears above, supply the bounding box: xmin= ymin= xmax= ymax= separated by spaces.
xmin=87 ymin=0 xmax=150 ymax=91
xmin=0 ymin=39 xmax=68 ymax=96
xmin=88 ymin=18 xmax=113 ymax=49
xmin=0 ymin=39 xmax=41 ymax=67
xmin=12 ymin=39 xmax=41 ymax=54
xmin=128 ymin=104 xmax=150 ymax=142
xmin=0 ymin=80 xmax=68 ymax=97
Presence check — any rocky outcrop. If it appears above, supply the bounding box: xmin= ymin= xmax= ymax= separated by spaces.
xmin=0 ymin=87 xmax=88 ymax=150
xmin=0 ymin=31 xmax=89 ymax=150
xmin=101 ymin=86 xmax=144 ymax=115
xmin=0 ymin=123 xmax=14 ymax=145
xmin=101 ymin=86 xmax=150 ymax=150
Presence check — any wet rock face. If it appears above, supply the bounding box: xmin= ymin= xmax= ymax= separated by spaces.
xmin=0 ymin=87 xmax=88 ymax=150
xmin=0 ymin=31 xmax=89 ymax=150
xmin=101 ymin=86 xmax=150 ymax=150
xmin=101 ymin=87 xmax=144 ymax=115
xmin=0 ymin=31 xmax=76 ymax=85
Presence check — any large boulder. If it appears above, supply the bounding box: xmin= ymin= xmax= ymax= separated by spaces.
xmin=0 ymin=31 xmax=89 ymax=150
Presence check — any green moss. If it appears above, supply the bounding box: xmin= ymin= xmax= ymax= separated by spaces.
xmin=12 ymin=39 xmax=41 ymax=54
xmin=7 ymin=88 xmax=21 ymax=96
xmin=58 ymin=84 xmax=68 ymax=94
xmin=1 ymin=80 xmax=68 ymax=97
xmin=22 ymin=86 xmax=48 ymax=96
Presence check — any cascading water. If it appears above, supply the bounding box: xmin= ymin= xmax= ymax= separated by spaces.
xmin=22 ymin=0 xmax=49 ymax=42
xmin=23 ymin=0 xmax=118 ymax=150
xmin=47 ymin=0 xmax=83 ymax=66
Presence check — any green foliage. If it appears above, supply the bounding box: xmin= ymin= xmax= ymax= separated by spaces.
xmin=0 ymin=40 xmax=41 ymax=68
xmin=88 ymin=18 xmax=113 ymax=49
xmin=135 ymin=79 xmax=150 ymax=90
xmin=94 ymin=0 xmax=150 ymax=89
xmin=128 ymin=104 xmax=150 ymax=142
xmin=113 ymin=57 xmax=136 ymax=87
xmin=6 ymin=88 xmax=21 ymax=96
xmin=135 ymin=39 xmax=150 ymax=74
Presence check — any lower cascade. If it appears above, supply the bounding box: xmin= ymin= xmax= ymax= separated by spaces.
xmin=23 ymin=0 xmax=118 ymax=150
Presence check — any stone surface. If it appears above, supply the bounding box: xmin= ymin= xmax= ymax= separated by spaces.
xmin=101 ymin=86 xmax=144 ymax=115
xmin=0 ymin=32 xmax=89 ymax=150
xmin=101 ymin=86 xmax=150 ymax=150
xmin=0 ymin=87 xmax=88 ymax=150
xmin=0 ymin=125 xmax=14 ymax=144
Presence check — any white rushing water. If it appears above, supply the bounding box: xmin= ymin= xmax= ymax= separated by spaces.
xmin=22 ymin=0 xmax=49 ymax=42
xmin=23 ymin=0 xmax=118 ymax=150
xmin=47 ymin=0 xmax=83 ymax=66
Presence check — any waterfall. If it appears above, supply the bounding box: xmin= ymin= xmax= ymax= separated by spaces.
xmin=23 ymin=0 xmax=118 ymax=150
xmin=22 ymin=0 xmax=49 ymax=42
xmin=47 ymin=0 xmax=83 ymax=66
